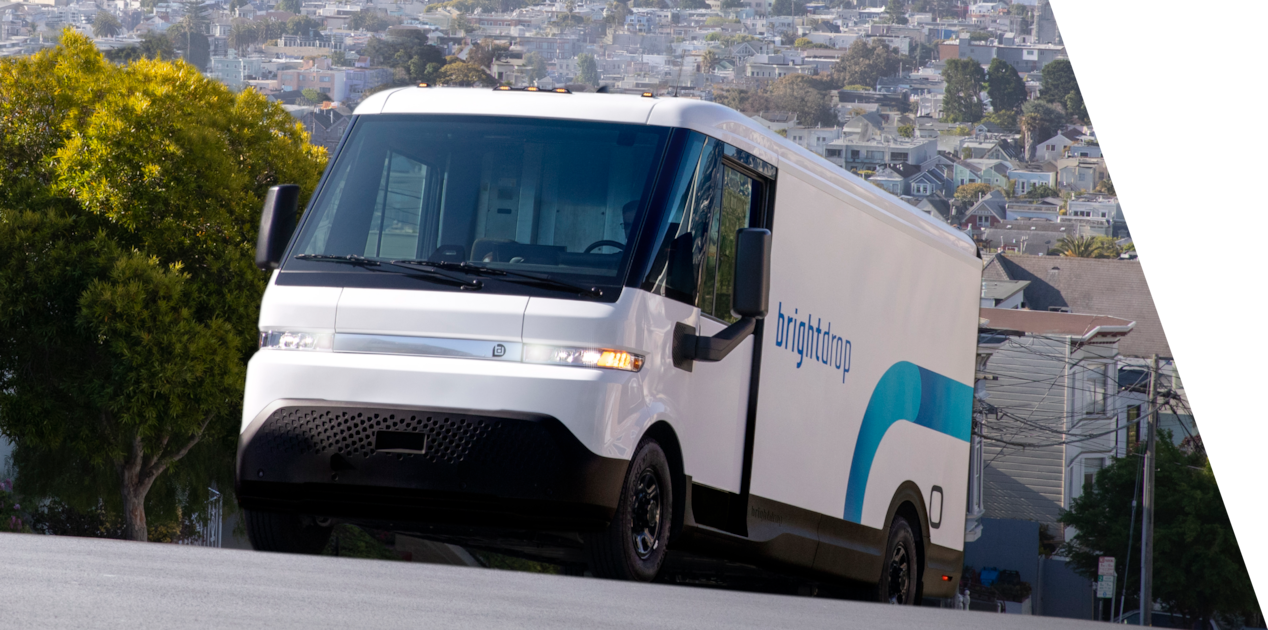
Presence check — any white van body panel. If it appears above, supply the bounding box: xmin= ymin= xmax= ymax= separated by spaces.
xmin=335 ymin=288 xmax=529 ymax=342
xmin=257 ymin=280 xmax=342 ymax=331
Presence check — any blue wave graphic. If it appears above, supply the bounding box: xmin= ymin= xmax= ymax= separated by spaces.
xmin=842 ymin=361 xmax=972 ymax=523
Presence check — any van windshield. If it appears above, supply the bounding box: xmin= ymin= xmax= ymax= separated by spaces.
xmin=285 ymin=115 xmax=670 ymax=298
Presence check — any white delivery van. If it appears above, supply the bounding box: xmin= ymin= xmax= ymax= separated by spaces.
xmin=237 ymin=86 xmax=980 ymax=601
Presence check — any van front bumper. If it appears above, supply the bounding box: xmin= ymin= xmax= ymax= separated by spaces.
xmin=236 ymin=400 xmax=628 ymax=530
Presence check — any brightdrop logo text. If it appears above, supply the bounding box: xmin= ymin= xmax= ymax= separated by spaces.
xmin=774 ymin=302 xmax=852 ymax=383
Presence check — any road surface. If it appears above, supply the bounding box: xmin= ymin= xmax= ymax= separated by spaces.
xmin=0 ymin=533 xmax=1108 ymax=629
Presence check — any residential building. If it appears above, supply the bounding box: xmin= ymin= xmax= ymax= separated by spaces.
xmin=977 ymin=307 xmax=1135 ymax=539
xmin=279 ymin=57 xmax=348 ymax=102
xmin=825 ymin=136 xmax=937 ymax=171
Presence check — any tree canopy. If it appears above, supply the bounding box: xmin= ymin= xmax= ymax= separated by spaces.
xmin=577 ymin=52 xmax=599 ymax=87
xmin=830 ymin=39 xmax=903 ymax=90
xmin=103 ymin=33 xmax=175 ymax=64
xmin=93 ymin=11 xmax=123 ymax=38
xmin=1060 ymin=437 xmax=1259 ymax=626
xmin=941 ymin=58 xmax=985 ymax=123
xmin=1020 ymin=99 xmax=1067 ymax=159
xmin=1039 ymin=58 xmax=1078 ymax=105
xmin=0 ymin=31 xmax=327 ymax=541
xmin=985 ymin=58 xmax=1026 ymax=113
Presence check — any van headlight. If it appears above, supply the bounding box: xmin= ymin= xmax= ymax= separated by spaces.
xmin=259 ymin=330 xmax=334 ymax=351
xmin=523 ymin=344 xmax=644 ymax=372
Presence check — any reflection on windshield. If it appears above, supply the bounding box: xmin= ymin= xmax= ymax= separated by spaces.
xmin=289 ymin=116 xmax=669 ymax=293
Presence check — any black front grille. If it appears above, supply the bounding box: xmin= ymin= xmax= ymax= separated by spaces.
xmin=252 ymin=406 xmax=556 ymax=468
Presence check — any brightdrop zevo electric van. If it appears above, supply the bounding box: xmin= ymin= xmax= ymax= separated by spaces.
xmin=237 ymin=87 xmax=980 ymax=602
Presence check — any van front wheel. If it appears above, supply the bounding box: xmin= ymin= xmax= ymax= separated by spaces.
xmin=585 ymin=439 xmax=673 ymax=581
xmin=245 ymin=509 xmax=333 ymax=555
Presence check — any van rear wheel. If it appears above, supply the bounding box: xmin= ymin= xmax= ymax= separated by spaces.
xmin=245 ymin=509 xmax=333 ymax=555
xmin=878 ymin=515 xmax=919 ymax=605
xmin=585 ymin=438 xmax=673 ymax=582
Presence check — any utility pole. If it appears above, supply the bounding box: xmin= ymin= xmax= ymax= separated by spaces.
xmin=1139 ymin=353 xmax=1159 ymax=626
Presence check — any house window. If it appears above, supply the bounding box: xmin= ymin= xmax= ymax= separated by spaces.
xmin=1046 ymin=144 xmax=1055 ymax=151
xmin=850 ymin=150 xmax=860 ymax=160
xmin=1086 ymin=364 xmax=1108 ymax=414
xmin=1082 ymin=456 xmax=1106 ymax=490
xmin=319 ymin=76 xmax=331 ymax=82
xmin=976 ymin=215 xmax=990 ymax=227
xmin=913 ymin=183 xmax=929 ymax=195
xmin=890 ymin=152 xmax=908 ymax=162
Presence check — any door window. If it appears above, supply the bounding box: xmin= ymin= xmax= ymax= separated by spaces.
xmin=642 ymin=133 xmax=768 ymax=322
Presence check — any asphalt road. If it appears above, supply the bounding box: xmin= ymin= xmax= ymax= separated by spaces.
xmin=0 ymin=533 xmax=1109 ymax=629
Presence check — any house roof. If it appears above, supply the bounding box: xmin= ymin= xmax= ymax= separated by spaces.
xmin=983 ymin=254 xmax=1169 ymax=358
xmin=980 ymin=307 xmax=1134 ymax=342
xmin=981 ymin=279 xmax=1029 ymax=301
xmin=917 ymin=193 xmax=953 ymax=221
xmin=969 ymin=190 xmax=1008 ymax=220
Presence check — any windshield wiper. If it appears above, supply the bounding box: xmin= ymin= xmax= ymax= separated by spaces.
xmin=294 ymin=254 xmax=381 ymax=266
xmin=294 ymin=254 xmax=482 ymax=290
xmin=390 ymin=260 xmax=603 ymax=297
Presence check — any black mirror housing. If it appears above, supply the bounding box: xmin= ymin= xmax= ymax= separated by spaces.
xmin=732 ymin=228 xmax=771 ymax=319
xmin=255 ymin=185 xmax=300 ymax=271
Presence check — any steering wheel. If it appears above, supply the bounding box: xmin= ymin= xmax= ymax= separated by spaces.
xmin=583 ymin=240 xmax=625 ymax=254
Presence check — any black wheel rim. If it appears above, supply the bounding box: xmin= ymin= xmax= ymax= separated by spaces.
xmin=629 ymin=468 xmax=662 ymax=560
xmin=886 ymin=543 xmax=910 ymax=604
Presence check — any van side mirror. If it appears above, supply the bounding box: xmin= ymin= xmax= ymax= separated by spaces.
xmin=255 ymin=185 xmax=300 ymax=271
xmin=732 ymin=228 xmax=771 ymax=319
xmin=673 ymin=227 xmax=773 ymax=369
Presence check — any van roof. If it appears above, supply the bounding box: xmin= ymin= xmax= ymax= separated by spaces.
xmin=353 ymin=87 xmax=977 ymax=260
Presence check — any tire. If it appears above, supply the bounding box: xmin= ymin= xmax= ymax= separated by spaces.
xmin=245 ymin=509 xmax=333 ymax=555
xmin=584 ymin=439 xmax=673 ymax=582
xmin=878 ymin=515 xmax=920 ymax=605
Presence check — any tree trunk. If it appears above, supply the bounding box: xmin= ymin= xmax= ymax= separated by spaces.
xmin=119 ymin=434 xmax=159 ymax=542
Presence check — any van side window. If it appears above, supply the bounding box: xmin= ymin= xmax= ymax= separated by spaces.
xmin=642 ymin=133 xmax=720 ymax=305
xmin=643 ymin=135 xmax=766 ymax=323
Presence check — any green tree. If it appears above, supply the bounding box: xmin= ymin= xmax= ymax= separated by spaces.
xmin=985 ymin=58 xmax=1026 ymax=113
xmin=680 ymin=0 xmax=709 ymax=8
xmin=699 ymin=48 xmax=720 ymax=73
xmin=285 ymin=15 xmax=323 ymax=37
xmin=603 ymin=0 xmax=630 ymax=30
xmin=1020 ymin=99 xmax=1067 ymax=159
xmin=941 ymin=57 xmax=985 ymax=123
xmin=275 ymin=0 xmax=302 ymax=13
xmin=350 ymin=9 xmax=396 ymax=32
xmin=954 ymin=182 xmax=993 ymax=205
xmin=770 ymin=0 xmax=806 ymax=15
xmin=1039 ymin=58 xmax=1080 ymax=107
xmin=103 ymin=33 xmax=175 ymax=64
xmin=229 ymin=20 xmax=259 ymax=53
xmin=830 ymin=39 xmax=902 ymax=90
xmin=438 ymin=60 xmax=496 ymax=86
xmin=1095 ymin=178 xmax=1115 ymax=196
xmin=93 ymin=11 xmax=123 ymax=38
xmin=982 ymin=109 xmax=1018 ymax=129
xmin=301 ymin=87 xmax=331 ymax=104
xmin=720 ymin=0 xmax=745 ymax=8
xmin=767 ymin=73 xmax=837 ymax=127
xmin=0 ymin=31 xmax=327 ymax=541
xmin=168 ymin=0 xmax=211 ymax=70
xmin=897 ymin=123 xmax=914 ymax=138
xmin=1060 ymin=437 xmax=1260 ymax=627
xmin=1024 ymin=183 xmax=1060 ymax=199
xmin=576 ymin=52 xmax=599 ymax=87
xmin=1048 ymin=235 xmax=1118 ymax=258
xmin=524 ymin=51 xmax=548 ymax=81
xmin=451 ymin=13 xmax=479 ymax=35
xmin=884 ymin=0 xmax=907 ymax=24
